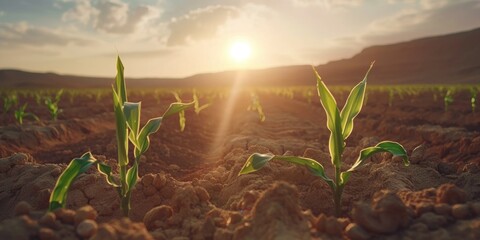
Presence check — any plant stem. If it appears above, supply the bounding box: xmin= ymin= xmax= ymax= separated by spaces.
xmin=121 ymin=191 xmax=131 ymax=217
xmin=334 ymin=166 xmax=342 ymax=217
xmin=119 ymin=165 xmax=129 ymax=216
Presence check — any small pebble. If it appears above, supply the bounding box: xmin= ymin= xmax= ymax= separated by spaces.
xmin=91 ymin=225 xmax=117 ymax=240
xmin=39 ymin=212 xmax=57 ymax=228
xmin=143 ymin=205 xmax=173 ymax=230
xmin=436 ymin=184 xmax=466 ymax=204
xmin=39 ymin=227 xmax=58 ymax=240
xmin=76 ymin=219 xmax=98 ymax=238
xmin=417 ymin=212 xmax=447 ymax=230
xmin=141 ymin=174 xmax=154 ymax=186
xmin=54 ymin=208 xmax=75 ymax=224
xmin=415 ymin=203 xmax=434 ymax=216
xmin=434 ymin=203 xmax=451 ymax=216
xmin=345 ymin=223 xmax=371 ymax=240
xmin=451 ymin=204 xmax=470 ymax=219
xmin=153 ymin=173 xmax=167 ymax=190
xmin=75 ymin=205 xmax=98 ymax=225
xmin=14 ymin=201 xmax=32 ymax=216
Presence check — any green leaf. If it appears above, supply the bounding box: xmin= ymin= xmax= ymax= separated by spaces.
xmin=126 ymin=161 xmax=139 ymax=192
xmin=239 ymin=153 xmax=334 ymax=188
xmin=115 ymin=56 xmax=127 ymax=104
xmin=49 ymin=152 xmax=97 ymax=211
xmin=138 ymin=117 xmax=163 ymax=155
xmin=97 ymin=162 xmax=121 ymax=188
xmin=340 ymin=62 xmax=374 ymax=139
xmin=193 ymin=90 xmax=211 ymax=114
xmin=178 ymin=109 xmax=186 ymax=131
xmin=55 ymin=89 xmax=64 ymax=102
xmin=340 ymin=141 xmax=409 ymax=185
xmin=313 ymin=67 xmax=343 ymax=167
xmin=123 ymin=102 xmax=141 ymax=140
xmin=162 ymin=101 xmax=195 ymax=118
xmin=113 ymin=86 xmax=128 ymax=167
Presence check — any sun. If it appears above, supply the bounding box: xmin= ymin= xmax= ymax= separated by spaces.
xmin=229 ymin=41 xmax=251 ymax=62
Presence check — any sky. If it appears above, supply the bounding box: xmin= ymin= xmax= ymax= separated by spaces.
xmin=0 ymin=0 xmax=479 ymax=78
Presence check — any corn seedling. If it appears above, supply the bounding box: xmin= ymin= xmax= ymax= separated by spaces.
xmin=14 ymin=103 xmax=39 ymax=125
xmin=172 ymin=92 xmax=189 ymax=132
xmin=44 ymin=89 xmax=64 ymax=121
xmin=303 ymin=89 xmax=314 ymax=104
xmin=49 ymin=56 xmax=194 ymax=216
xmin=193 ymin=89 xmax=211 ymax=114
xmin=3 ymin=94 xmax=18 ymax=113
xmin=470 ymin=87 xmax=477 ymax=113
xmin=239 ymin=63 xmax=409 ymax=216
xmin=34 ymin=93 xmax=43 ymax=106
xmin=388 ymin=88 xmax=395 ymax=107
xmin=247 ymin=92 xmax=266 ymax=122
xmin=444 ymin=89 xmax=454 ymax=112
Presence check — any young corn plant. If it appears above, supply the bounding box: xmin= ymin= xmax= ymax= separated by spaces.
xmin=247 ymin=92 xmax=266 ymax=122
xmin=49 ymin=56 xmax=194 ymax=216
xmin=470 ymin=87 xmax=477 ymax=113
xmin=3 ymin=94 xmax=18 ymax=113
xmin=172 ymin=92 xmax=189 ymax=132
xmin=14 ymin=103 xmax=39 ymax=125
xmin=193 ymin=89 xmax=211 ymax=114
xmin=44 ymin=89 xmax=64 ymax=121
xmin=444 ymin=89 xmax=454 ymax=112
xmin=238 ymin=63 xmax=409 ymax=216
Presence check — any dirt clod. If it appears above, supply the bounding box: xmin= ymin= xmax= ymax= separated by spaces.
xmin=417 ymin=212 xmax=448 ymax=230
xmin=234 ymin=182 xmax=310 ymax=239
xmin=451 ymin=204 xmax=471 ymax=219
xmin=153 ymin=173 xmax=167 ymax=190
xmin=74 ymin=205 xmax=98 ymax=225
xmin=352 ymin=190 xmax=410 ymax=234
xmin=39 ymin=212 xmax=57 ymax=228
xmin=143 ymin=205 xmax=173 ymax=231
xmin=76 ymin=219 xmax=98 ymax=238
xmin=436 ymin=183 xmax=467 ymax=204
xmin=345 ymin=223 xmax=371 ymax=240
xmin=434 ymin=203 xmax=452 ymax=216
xmin=54 ymin=208 xmax=75 ymax=224
xmin=39 ymin=227 xmax=58 ymax=240
xmin=14 ymin=201 xmax=32 ymax=216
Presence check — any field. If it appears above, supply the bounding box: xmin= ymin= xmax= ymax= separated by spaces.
xmin=1 ymin=85 xmax=479 ymax=240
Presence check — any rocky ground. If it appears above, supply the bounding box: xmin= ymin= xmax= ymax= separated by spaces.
xmin=0 ymin=89 xmax=479 ymax=239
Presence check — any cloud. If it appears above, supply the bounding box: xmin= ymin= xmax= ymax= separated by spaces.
xmin=364 ymin=0 xmax=480 ymax=44
xmin=166 ymin=5 xmax=240 ymax=46
xmin=62 ymin=0 xmax=161 ymax=34
xmin=0 ymin=22 xmax=93 ymax=47
xmin=102 ymin=49 xmax=174 ymax=58
xmin=291 ymin=0 xmax=363 ymax=9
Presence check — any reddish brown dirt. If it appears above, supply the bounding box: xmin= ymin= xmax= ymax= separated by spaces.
xmin=0 ymin=89 xmax=479 ymax=239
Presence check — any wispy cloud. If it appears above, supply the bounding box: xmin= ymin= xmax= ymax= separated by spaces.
xmin=291 ymin=0 xmax=363 ymax=9
xmin=62 ymin=0 xmax=162 ymax=34
xmin=365 ymin=0 xmax=480 ymax=44
xmin=0 ymin=22 xmax=94 ymax=47
xmin=102 ymin=48 xmax=174 ymax=58
xmin=166 ymin=5 xmax=240 ymax=46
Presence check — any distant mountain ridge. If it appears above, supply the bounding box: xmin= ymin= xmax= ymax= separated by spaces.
xmin=1 ymin=27 xmax=479 ymax=88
